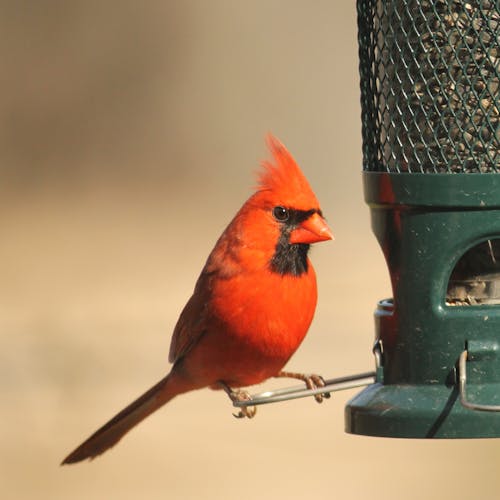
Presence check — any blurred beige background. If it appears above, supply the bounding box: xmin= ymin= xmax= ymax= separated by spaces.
xmin=2 ymin=1 xmax=499 ymax=499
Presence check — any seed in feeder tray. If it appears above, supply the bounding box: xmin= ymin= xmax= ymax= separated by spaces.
xmin=447 ymin=240 xmax=500 ymax=305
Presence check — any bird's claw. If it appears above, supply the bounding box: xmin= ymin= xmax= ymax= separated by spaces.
xmin=218 ymin=381 xmax=257 ymax=419
xmin=304 ymin=374 xmax=330 ymax=403
xmin=275 ymin=371 xmax=330 ymax=403
xmin=230 ymin=390 xmax=257 ymax=419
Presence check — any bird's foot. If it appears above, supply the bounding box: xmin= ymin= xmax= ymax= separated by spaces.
xmin=275 ymin=371 xmax=331 ymax=403
xmin=218 ymin=381 xmax=257 ymax=419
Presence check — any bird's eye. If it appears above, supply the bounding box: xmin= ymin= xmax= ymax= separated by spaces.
xmin=272 ymin=206 xmax=289 ymax=222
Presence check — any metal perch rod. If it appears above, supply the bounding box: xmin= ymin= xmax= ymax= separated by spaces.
xmin=232 ymin=371 xmax=376 ymax=408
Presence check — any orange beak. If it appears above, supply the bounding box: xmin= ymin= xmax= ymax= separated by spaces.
xmin=289 ymin=212 xmax=334 ymax=244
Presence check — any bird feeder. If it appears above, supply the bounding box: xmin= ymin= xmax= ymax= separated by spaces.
xmin=345 ymin=0 xmax=500 ymax=437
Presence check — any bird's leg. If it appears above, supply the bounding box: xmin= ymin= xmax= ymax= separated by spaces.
xmin=218 ymin=381 xmax=257 ymax=419
xmin=275 ymin=371 xmax=330 ymax=403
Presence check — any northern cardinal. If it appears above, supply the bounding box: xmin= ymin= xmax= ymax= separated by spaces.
xmin=62 ymin=135 xmax=333 ymax=464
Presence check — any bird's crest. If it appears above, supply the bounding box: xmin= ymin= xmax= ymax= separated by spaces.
xmin=257 ymin=134 xmax=320 ymax=210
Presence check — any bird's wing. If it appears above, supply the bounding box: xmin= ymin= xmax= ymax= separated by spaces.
xmin=168 ymin=271 xmax=213 ymax=364
xmin=168 ymin=225 xmax=242 ymax=364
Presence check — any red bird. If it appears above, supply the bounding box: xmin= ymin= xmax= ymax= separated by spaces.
xmin=62 ymin=135 xmax=333 ymax=464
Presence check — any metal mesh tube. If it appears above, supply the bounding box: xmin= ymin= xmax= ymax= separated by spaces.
xmin=358 ymin=0 xmax=500 ymax=173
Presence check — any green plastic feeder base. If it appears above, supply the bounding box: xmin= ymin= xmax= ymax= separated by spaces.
xmin=346 ymin=383 xmax=500 ymax=438
xmin=345 ymin=173 xmax=500 ymax=439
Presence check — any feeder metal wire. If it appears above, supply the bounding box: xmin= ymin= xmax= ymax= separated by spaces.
xmin=358 ymin=0 xmax=500 ymax=173
xmin=232 ymin=372 xmax=376 ymax=408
